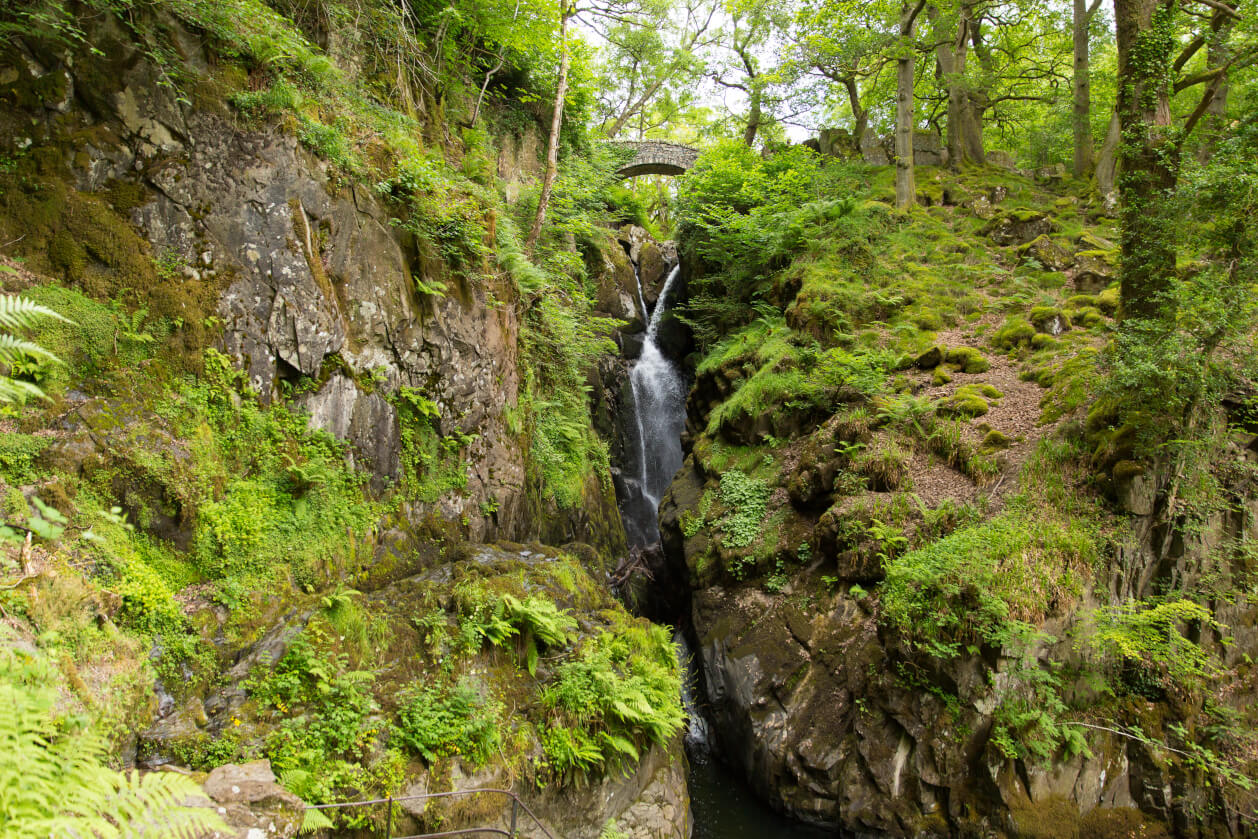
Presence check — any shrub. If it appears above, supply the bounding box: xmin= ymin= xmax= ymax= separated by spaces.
xmin=881 ymin=505 xmax=1096 ymax=657
xmin=542 ymin=621 xmax=684 ymax=779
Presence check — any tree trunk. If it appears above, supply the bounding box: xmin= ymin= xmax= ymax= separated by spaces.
xmin=1095 ymin=109 xmax=1120 ymax=197
xmin=843 ymin=77 xmax=869 ymax=154
xmin=895 ymin=2 xmax=924 ymax=208
xmin=1114 ymin=0 xmax=1180 ymax=320
xmin=526 ymin=11 xmax=570 ymax=253
xmin=743 ymin=84 xmax=762 ymax=146
xmin=937 ymin=3 xmax=983 ymax=167
xmin=1072 ymin=0 xmax=1094 ymax=177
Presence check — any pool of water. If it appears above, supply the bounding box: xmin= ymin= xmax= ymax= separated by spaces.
xmin=688 ymin=752 xmax=834 ymax=839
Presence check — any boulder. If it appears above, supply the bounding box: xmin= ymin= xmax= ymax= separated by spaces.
xmin=859 ymin=133 xmax=891 ymax=166
xmin=983 ymin=211 xmax=1055 ymax=246
xmin=912 ymin=130 xmax=948 ymax=167
xmin=818 ymin=127 xmax=854 ymax=158
xmin=196 ymin=761 xmax=304 ymax=839
xmin=986 ymin=150 xmax=1016 ymax=170
xmin=1018 ymin=234 xmax=1074 ymax=271
xmin=1073 ymin=250 xmax=1118 ymax=293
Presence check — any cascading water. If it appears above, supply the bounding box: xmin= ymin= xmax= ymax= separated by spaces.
xmin=621 ymin=262 xmax=686 ymax=548
xmin=614 ymin=250 xmax=831 ymax=837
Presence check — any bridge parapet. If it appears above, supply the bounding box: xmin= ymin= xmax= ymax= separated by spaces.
xmin=606 ymin=140 xmax=699 ymax=177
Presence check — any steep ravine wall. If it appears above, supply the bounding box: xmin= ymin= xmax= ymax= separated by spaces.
xmin=0 ymin=14 xmax=625 ymax=556
xmin=0 ymin=17 xmax=695 ymax=838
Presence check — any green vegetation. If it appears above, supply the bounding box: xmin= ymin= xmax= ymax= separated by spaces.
xmin=542 ymin=620 xmax=684 ymax=779
xmin=0 ymin=640 xmax=225 ymax=837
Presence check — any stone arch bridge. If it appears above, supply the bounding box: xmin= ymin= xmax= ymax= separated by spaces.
xmin=608 ymin=141 xmax=699 ymax=178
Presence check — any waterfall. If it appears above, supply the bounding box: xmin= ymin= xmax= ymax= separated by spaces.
xmin=621 ymin=262 xmax=686 ymax=548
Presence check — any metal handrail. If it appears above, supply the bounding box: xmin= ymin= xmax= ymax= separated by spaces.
xmin=306 ymin=786 xmax=558 ymax=839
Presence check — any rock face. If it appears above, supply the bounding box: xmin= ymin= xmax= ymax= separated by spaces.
xmin=0 ymin=15 xmax=624 ymax=553
xmin=194 ymin=761 xmax=304 ymax=839
xmin=661 ymin=464 xmax=1258 ymax=836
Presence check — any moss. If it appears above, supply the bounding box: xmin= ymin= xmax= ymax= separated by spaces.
xmin=1075 ymin=247 xmax=1118 ymax=265
xmin=1095 ymin=286 xmax=1120 ymax=315
xmin=1010 ymin=797 xmax=1082 ymax=839
xmin=1030 ymin=333 xmax=1058 ymax=350
xmin=944 ymin=346 xmax=990 ymax=373
xmin=937 ymin=392 xmax=989 ymax=418
xmin=991 ymin=316 xmax=1036 ymax=350
xmin=981 ymin=430 xmax=1011 ymax=450
xmin=1112 ymin=460 xmax=1144 ymax=482
xmin=1071 ymin=305 xmax=1106 ymax=327
xmin=1029 ymin=306 xmax=1070 ymax=332
xmin=912 ymin=308 xmax=944 ymax=331
xmin=1077 ymin=808 xmax=1170 ymax=839
xmin=932 ymin=366 xmax=953 ymax=386
xmin=1066 ymin=294 xmax=1098 ymax=309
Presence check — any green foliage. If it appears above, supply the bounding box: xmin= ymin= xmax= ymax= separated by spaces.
xmin=395 ymin=680 xmax=501 ymax=765
xmin=881 ymin=440 xmax=1102 ymax=658
xmin=245 ymin=622 xmax=396 ymax=806
xmin=0 ymin=294 xmax=70 ymax=405
xmin=0 ymin=641 xmax=226 ymax=837
xmin=1086 ymin=598 xmax=1223 ymax=692
xmin=542 ymin=620 xmax=684 ymax=779
xmin=716 ymin=469 xmax=770 ymax=550
xmin=0 ymin=434 xmax=49 ymax=484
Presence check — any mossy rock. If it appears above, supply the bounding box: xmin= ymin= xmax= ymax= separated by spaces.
xmin=914 ymin=346 xmax=944 ymax=369
xmin=1076 ymin=230 xmax=1117 ymax=252
xmin=1017 ymin=234 xmax=1073 ymax=271
xmin=1029 ymin=306 xmax=1071 ymax=335
xmin=1071 ymin=305 xmax=1105 ymax=327
xmin=991 ymin=316 xmax=1036 ymax=350
xmin=912 ymin=309 xmax=945 ymax=331
xmin=1066 ymin=294 xmax=1098 ymax=309
xmin=1030 ymin=333 xmax=1058 ymax=350
xmin=1095 ymin=286 xmax=1120 ymax=316
xmin=981 ymin=429 xmax=1011 ymax=450
xmin=937 ymin=385 xmax=992 ymax=418
xmin=932 ymin=366 xmax=953 ymax=386
xmin=1077 ymin=807 xmax=1170 ymax=839
xmin=1010 ymin=797 xmax=1082 ymax=839
xmin=944 ymin=346 xmax=990 ymax=374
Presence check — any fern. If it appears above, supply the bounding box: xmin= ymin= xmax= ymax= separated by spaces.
xmin=0 ymin=296 xmax=70 ymax=405
xmin=0 ymin=645 xmax=226 ymax=837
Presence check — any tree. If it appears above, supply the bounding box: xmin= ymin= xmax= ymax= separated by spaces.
xmin=1072 ymin=0 xmax=1104 ymax=176
xmin=788 ymin=0 xmax=895 ymax=153
xmin=527 ymin=0 xmax=575 ymax=252
xmin=1112 ymin=0 xmax=1250 ymax=318
xmin=895 ymin=0 xmax=928 ymax=207
xmin=596 ymin=0 xmax=717 ymax=139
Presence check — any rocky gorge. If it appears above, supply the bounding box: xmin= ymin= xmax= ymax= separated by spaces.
xmin=1 ymin=1 xmax=1257 ymax=838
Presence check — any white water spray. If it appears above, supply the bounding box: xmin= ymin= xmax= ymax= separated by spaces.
xmin=622 ymin=263 xmax=686 ymax=547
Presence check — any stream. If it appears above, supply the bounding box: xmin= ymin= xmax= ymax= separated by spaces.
xmin=617 ymin=250 xmax=832 ymax=837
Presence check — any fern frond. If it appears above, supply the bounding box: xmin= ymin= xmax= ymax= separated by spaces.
xmin=300 ymin=807 xmax=335 ymax=834
xmin=0 ymin=333 xmax=61 ymax=365
xmin=0 ymin=296 xmax=69 ymax=331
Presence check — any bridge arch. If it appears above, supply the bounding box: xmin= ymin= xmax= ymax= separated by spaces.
xmin=607 ymin=141 xmax=700 ymax=178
